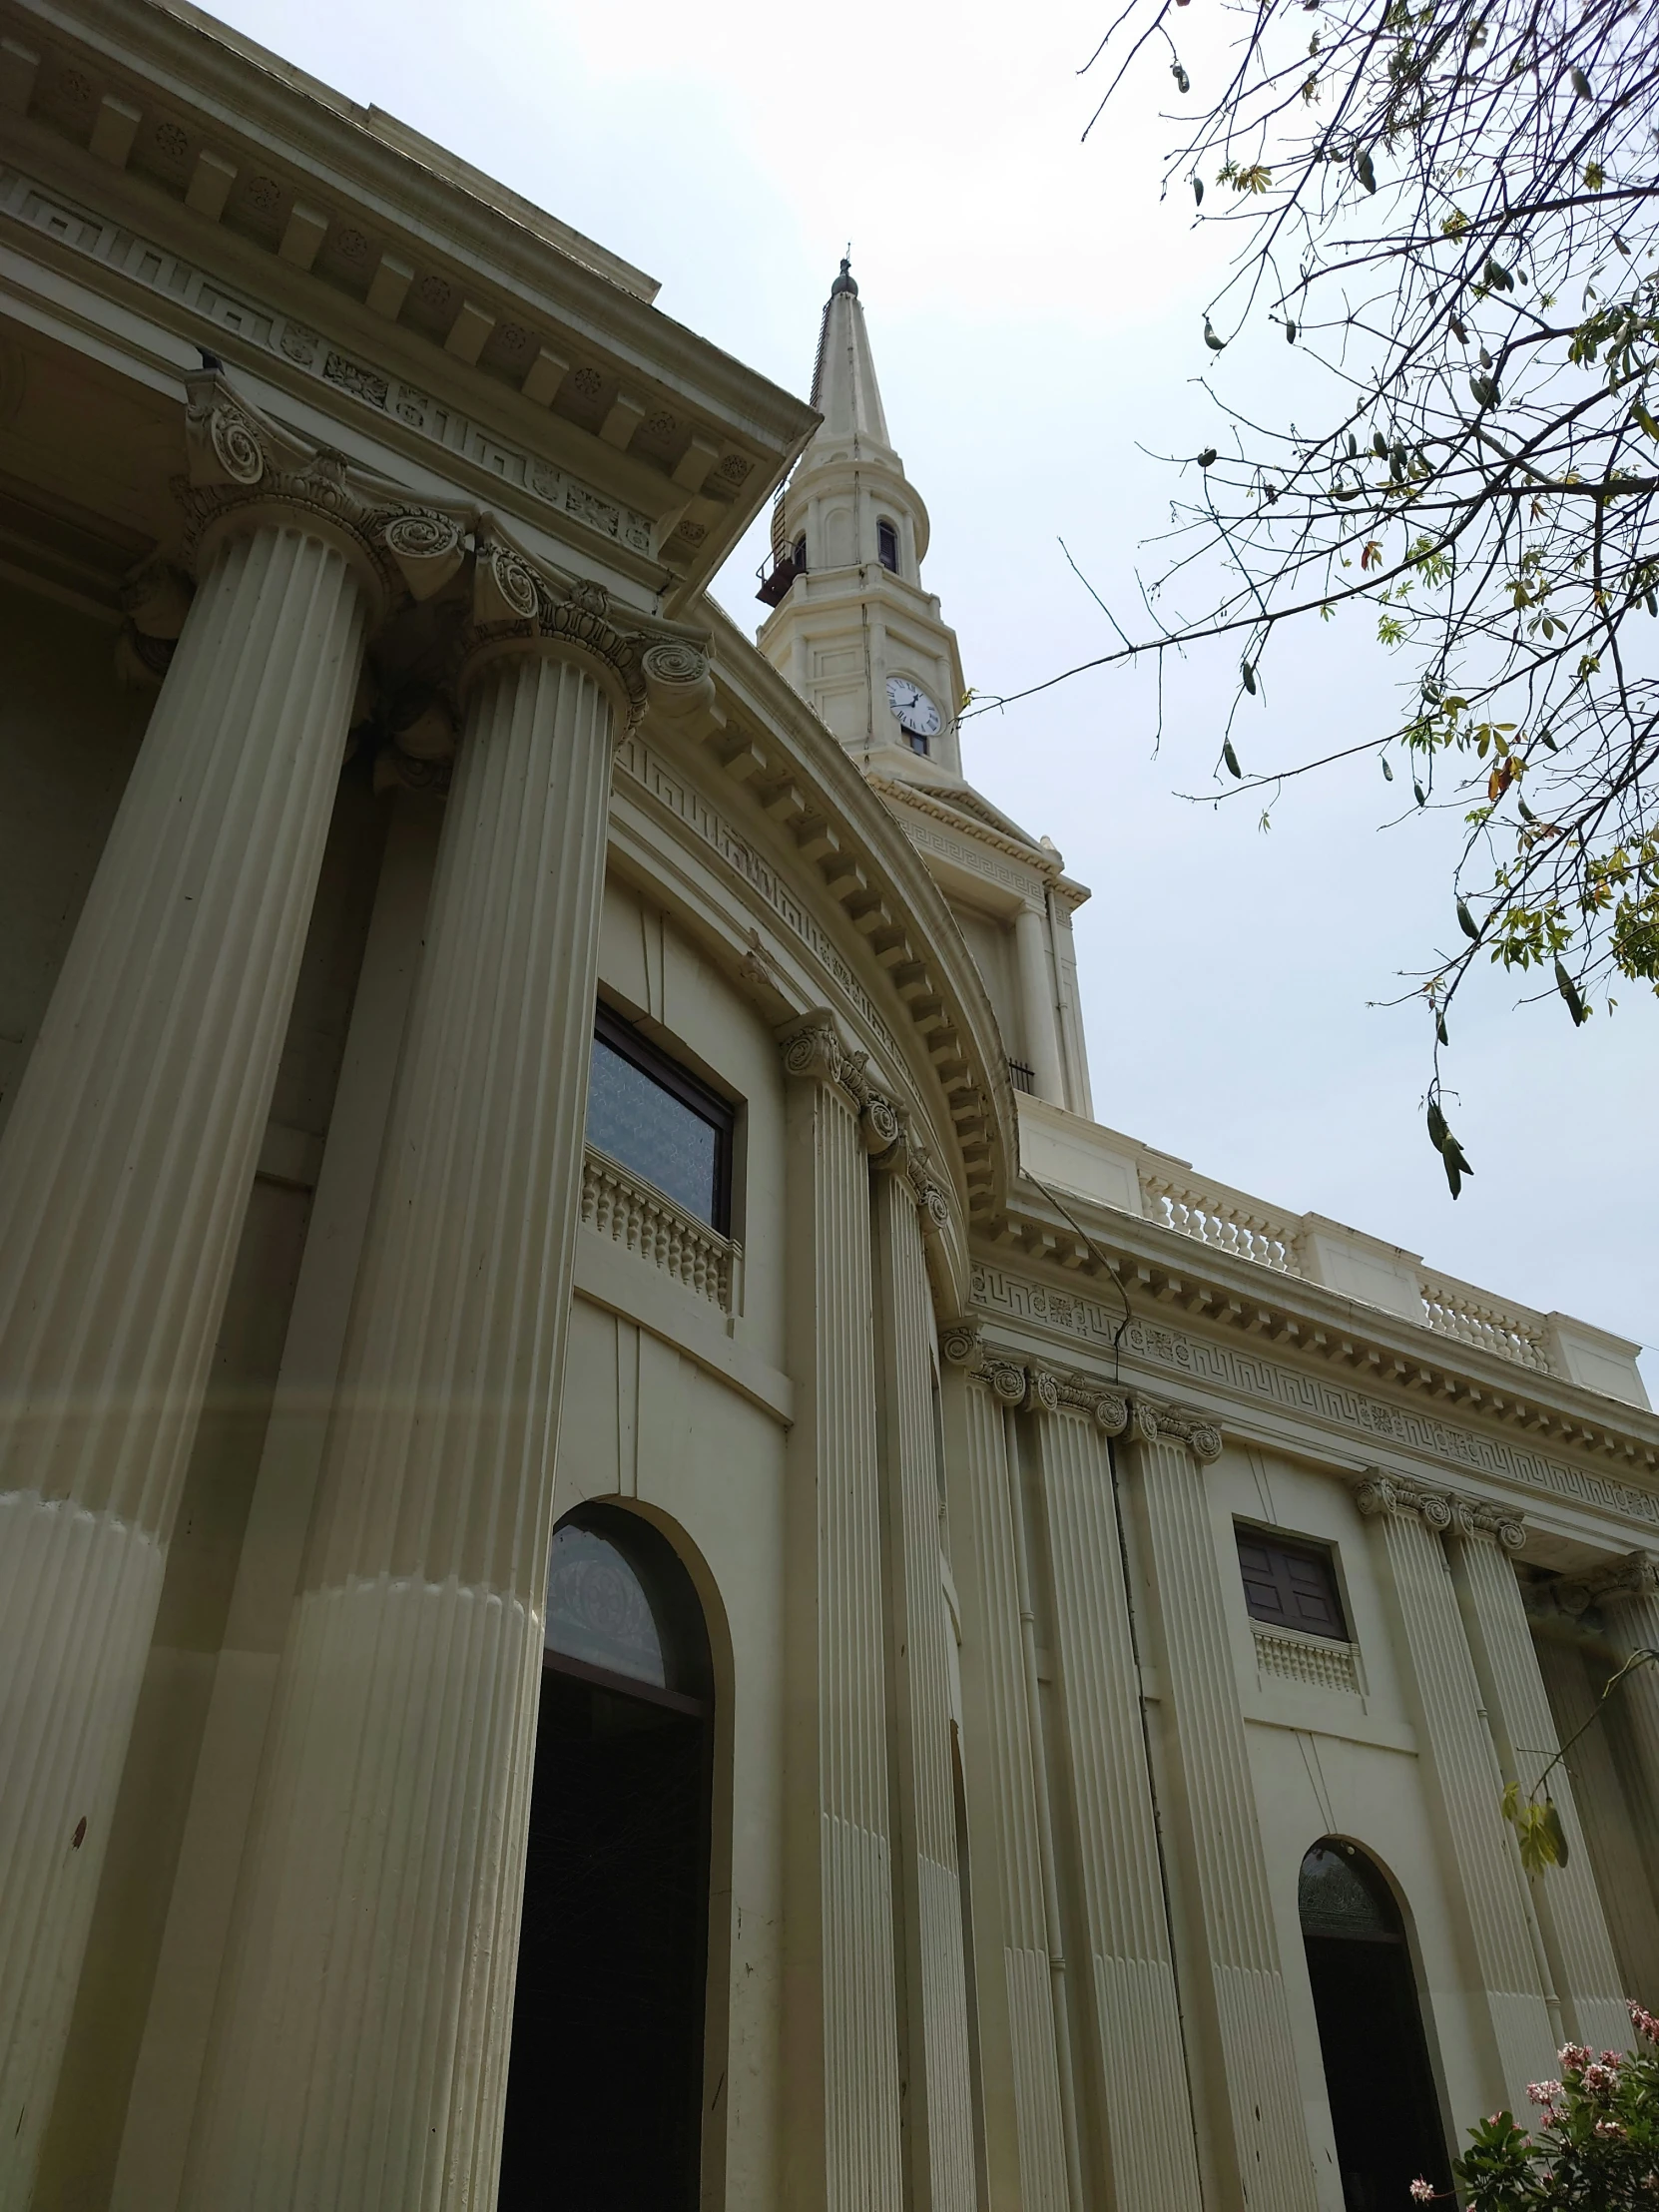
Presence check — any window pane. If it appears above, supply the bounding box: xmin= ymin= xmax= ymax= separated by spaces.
xmin=586 ymin=1035 xmax=720 ymax=1224
xmin=545 ymin=1522 xmax=666 ymax=1686
xmin=1299 ymin=1843 xmax=1399 ymax=1940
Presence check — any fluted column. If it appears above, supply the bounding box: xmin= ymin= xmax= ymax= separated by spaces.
xmin=0 ymin=373 xmax=393 ymax=2195
xmin=1578 ymin=1554 xmax=1659 ymax=1877
xmin=1126 ymin=1398 xmax=1317 ymax=2212
xmin=938 ymin=1339 xmax=1070 ymax=2212
xmin=1450 ymin=1512 xmax=1628 ymax=2050
xmin=1029 ymin=1382 xmax=1204 ymax=2212
xmin=870 ymin=1153 xmax=976 ymax=2212
xmin=1012 ymin=903 xmax=1065 ymax=1107
xmin=1353 ymin=1473 xmax=1556 ymax=2105
xmin=779 ymin=1020 xmax=903 ymax=2212
xmin=182 ymin=551 xmax=648 ymax=2211
xmin=1534 ymin=1634 xmax=1659 ymax=2009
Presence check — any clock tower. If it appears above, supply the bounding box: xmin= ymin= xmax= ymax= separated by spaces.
xmin=756 ymin=259 xmax=966 ymax=783
xmin=756 ymin=260 xmax=1097 ymax=1118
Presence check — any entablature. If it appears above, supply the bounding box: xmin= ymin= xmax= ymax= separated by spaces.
xmin=0 ymin=0 xmax=817 ymax=603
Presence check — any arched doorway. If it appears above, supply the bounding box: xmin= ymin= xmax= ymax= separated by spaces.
xmin=1299 ymin=1840 xmax=1452 ymax=2212
xmin=499 ymin=1504 xmax=714 ymax=2212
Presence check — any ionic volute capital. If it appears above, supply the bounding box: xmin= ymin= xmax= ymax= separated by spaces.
xmin=1130 ymin=1394 xmax=1223 ymax=1463
xmin=1351 ymin=1467 xmax=1525 ymax=1551
xmin=1556 ymin=1548 xmax=1659 ymax=1616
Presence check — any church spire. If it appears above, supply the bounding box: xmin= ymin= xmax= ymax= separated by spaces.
xmin=809 ymin=257 xmax=890 ymax=448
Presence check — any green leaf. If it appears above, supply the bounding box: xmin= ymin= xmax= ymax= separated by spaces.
xmin=1538 ymin=726 xmax=1558 ymax=751
xmin=1204 ymin=317 xmax=1226 ymax=351
xmin=1571 ymin=65 xmax=1591 ymax=98
xmin=1381 ymin=754 xmax=1394 ymax=781
xmin=1456 ymin=897 xmax=1480 ymax=940
xmin=1413 ymin=779 xmax=1427 ymax=807
xmin=1435 ymin=1010 xmax=1449 ymax=1045
xmin=1197 ymin=446 xmax=1218 ymax=468
xmin=1554 ymin=959 xmax=1587 ymax=1025
xmin=1501 ymin=1780 xmax=1521 ymax=1824
xmin=1285 ymin=317 xmax=1297 ymax=343
xmin=1223 ymin=739 xmax=1243 ymax=778
xmin=1373 ymin=431 xmax=1388 ymax=460
xmin=1355 ymin=147 xmax=1377 ymax=193
xmin=1192 ymin=175 xmax=1204 ymax=207
xmin=1241 ymin=661 xmax=1258 ymax=695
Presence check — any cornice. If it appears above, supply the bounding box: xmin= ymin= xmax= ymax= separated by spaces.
xmin=0 ymin=0 xmax=819 ymax=603
xmin=863 ymin=772 xmax=1061 ymax=884
xmin=680 ymin=596 xmax=1019 ymax=1215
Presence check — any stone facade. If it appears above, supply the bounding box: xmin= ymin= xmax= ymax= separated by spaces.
xmin=0 ymin=6 xmax=1655 ymax=2210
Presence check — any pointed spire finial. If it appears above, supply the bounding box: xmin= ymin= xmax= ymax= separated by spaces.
xmin=830 ymin=250 xmax=857 ymax=299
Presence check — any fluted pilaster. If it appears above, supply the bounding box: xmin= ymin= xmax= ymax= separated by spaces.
xmin=1451 ymin=1517 xmax=1627 ymax=2050
xmin=1030 ymin=1386 xmax=1203 ymax=2212
xmin=1353 ymin=1473 xmax=1556 ymax=2105
xmin=183 ymin=579 xmax=642 ymax=2208
xmin=780 ymin=1020 xmax=903 ymax=2212
xmin=1127 ymin=1398 xmax=1317 ymax=2212
xmin=870 ymin=1161 xmax=976 ymax=2212
xmin=0 ymin=377 xmax=382 ymax=2194
xmin=938 ymin=1340 xmax=1069 ymax=2212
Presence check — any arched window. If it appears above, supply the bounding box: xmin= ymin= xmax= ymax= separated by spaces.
xmin=502 ymin=1505 xmax=715 ymax=2212
xmin=1299 ymin=1841 xmax=1452 ymax=2211
xmin=876 ymin=517 xmax=899 ymax=572
xmin=792 ymin=532 xmax=807 ymax=576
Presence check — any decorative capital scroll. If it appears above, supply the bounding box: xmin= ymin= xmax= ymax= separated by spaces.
xmin=939 ymin=1323 xmax=982 ymax=1370
xmin=779 ymin=1015 xmax=858 ymax=1094
xmin=1352 ymin=1468 xmax=1526 ymax=1551
xmin=640 ymin=638 xmax=720 ymax=739
xmin=459 ymin=524 xmax=649 ymax=735
xmin=1556 ymin=1548 xmax=1659 ymax=1616
xmin=1054 ymin=1378 xmax=1131 ymax=1435
xmin=1129 ymin=1394 xmax=1224 ymax=1463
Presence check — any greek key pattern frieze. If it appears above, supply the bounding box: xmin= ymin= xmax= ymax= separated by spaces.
xmin=969 ymin=1261 xmax=1659 ymax=1530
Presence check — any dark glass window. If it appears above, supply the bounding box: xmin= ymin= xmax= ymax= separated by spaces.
xmin=1236 ymin=1527 xmax=1348 ymax=1640
xmin=586 ymin=1004 xmax=733 ymax=1232
xmin=877 ymin=518 xmax=899 ymax=571
xmin=792 ymin=533 xmax=807 ymax=574
xmin=545 ymin=1520 xmax=667 ymax=1686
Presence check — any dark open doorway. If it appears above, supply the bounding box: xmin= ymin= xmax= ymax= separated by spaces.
xmin=1300 ymin=1840 xmax=1453 ymax=2212
xmin=499 ymin=1505 xmax=714 ymax=2212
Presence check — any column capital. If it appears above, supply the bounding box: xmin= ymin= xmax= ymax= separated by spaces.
xmin=777 ymin=1017 xmax=911 ymax=1165
xmin=456 ymin=532 xmax=649 ymax=733
xmin=1351 ymin=1467 xmax=1526 ymax=1550
xmin=938 ymin=1328 xmax=1129 ymax=1431
xmin=1556 ymin=1548 xmax=1659 ymax=1615
xmin=1130 ymin=1393 xmax=1223 ymax=1462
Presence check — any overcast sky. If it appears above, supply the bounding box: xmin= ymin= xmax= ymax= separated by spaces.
xmin=217 ymin=0 xmax=1656 ymax=1393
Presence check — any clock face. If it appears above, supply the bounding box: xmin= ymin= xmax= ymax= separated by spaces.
xmin=886 ymin=675 xmax=942 ymax=739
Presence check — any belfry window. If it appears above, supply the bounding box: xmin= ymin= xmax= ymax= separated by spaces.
xmin=877 ymin=517 xmax=899 ymax=572
xmin=1299 ymin=1841 xmax=1452 ymax=2210
xmin=586 ymin=1003 xmax=734 ymax=1232
xmin=1236 ymin=1526 xmax=1348 ymax=1640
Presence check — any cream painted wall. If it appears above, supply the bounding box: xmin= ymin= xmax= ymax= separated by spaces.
xmin=0 ymin=583 xmax=149 ymax=1138
xmin=1208 ymin=1446 xmax=1499 ymax=2200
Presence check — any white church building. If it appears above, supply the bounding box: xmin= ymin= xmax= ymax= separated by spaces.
xmin=1 ymin=5 xmax=1656 ymax=2210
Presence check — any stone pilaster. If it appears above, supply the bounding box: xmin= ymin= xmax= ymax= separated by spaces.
xmin=1353 ymin=1473 xmax=1556 ymax=2104
xmin=869 ymin=1145 xmax=976 ymax=2212
xmin=938 ymin=1337 xmax=1070 ymax=2212
xmin=0 ymin=372 xmax=407 ymax=2195
xmin=181 ymin=546 xmax=648 ymax=2210
xmin=1012 ymin=903 xmax=1065 ymax=1107
xmin=778 ymin=1019 xmax=904 ymax=2212
xmin=1450 ymin=1510 xmax=1628 ymax=2050
xmin=1028 ymin=1381 xmax=1204 ymax=2212
xmin=1126 ymin=1397 xmax=1317 ymax=2212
